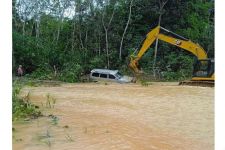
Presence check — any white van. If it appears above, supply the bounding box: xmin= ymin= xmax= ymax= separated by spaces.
xmin=90 ymin=69 xmax=133 ymax=83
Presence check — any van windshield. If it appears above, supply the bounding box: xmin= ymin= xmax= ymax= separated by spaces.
xmin=115 ymin=72 xmax=123 ymax=79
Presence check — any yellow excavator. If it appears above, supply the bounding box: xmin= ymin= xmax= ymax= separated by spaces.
xmin=129 ymin=26 xmax=214 ymax=87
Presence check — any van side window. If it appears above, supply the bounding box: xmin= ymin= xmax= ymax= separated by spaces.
xmin=109 ymin=74 xmax=115 ymax=79
xmin=100 ymin=74 xmax=107 ymax=78
xmin=92 ymin=73 xmax=99 ymax=77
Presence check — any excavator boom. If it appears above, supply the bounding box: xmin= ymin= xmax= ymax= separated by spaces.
xmin=129 ymin=25 xmax=214 ymax=86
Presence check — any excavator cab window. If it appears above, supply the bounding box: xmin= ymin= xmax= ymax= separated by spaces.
xmin=193 ymin=59 xmax=214 ymax=77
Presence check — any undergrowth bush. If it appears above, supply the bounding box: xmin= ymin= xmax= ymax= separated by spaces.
xmin=29 ymin=67 xmax=53 ymax=80
xmin=12 ymin=81 xmax=41 ymax=121
xmin=59 ymin=63 xmax=83 ymax=82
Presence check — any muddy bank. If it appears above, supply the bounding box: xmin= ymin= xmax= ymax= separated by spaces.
xmin=13 ymin=82 xmax=214 ymax=150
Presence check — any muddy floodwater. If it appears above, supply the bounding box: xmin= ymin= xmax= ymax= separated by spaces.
xmin=13 ymin=82 xmax=214 ymax=150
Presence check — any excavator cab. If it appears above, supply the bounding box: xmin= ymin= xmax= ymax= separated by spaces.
xmin=179 ymin=58 xmax=214 ymax=86
xmin=192 ymin=59 xmax=214 ymax=80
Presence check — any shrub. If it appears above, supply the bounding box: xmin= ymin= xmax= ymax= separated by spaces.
xmin=29 ymin=67 xmax=53 ymax=80
xmin=89 ymin=56 xmax=106 ymax=69
xmin=59 ymin=63 xmax=83 ymax=82
xmin=12 ymin=81 xmax=41 ymax=121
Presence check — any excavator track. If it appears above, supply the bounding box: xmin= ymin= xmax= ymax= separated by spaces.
xmin=179 ymin=80 xmax=214 ymax=87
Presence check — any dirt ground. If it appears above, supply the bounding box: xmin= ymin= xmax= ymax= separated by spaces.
xmin=13 ymin=82 xmax=214 ymax=150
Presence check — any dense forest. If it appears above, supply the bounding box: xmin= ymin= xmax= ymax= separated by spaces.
xmin=12 ymin=0 xmax=214 ymax=82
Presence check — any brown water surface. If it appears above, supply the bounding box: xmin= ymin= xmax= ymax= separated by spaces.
xmin=13 ymin=82 xmax=214 ymax=150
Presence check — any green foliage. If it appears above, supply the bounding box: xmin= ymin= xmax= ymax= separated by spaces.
xmin=162 ymin=71 xmax=181 ymax=81
xmin=89 ymin=56 xmax=106 ymax=69
xmin=12 ymin=81 xmax=41 ymax=121
xmin=140 ymin=80 xmax=149 ymax=86
xmin=29 ymin=67 xmax=53 ymax=80
xmin=13 ymin=32 xmax=51 ymax=73
xmin=13 ymin=0 xmax=214 ymax=82
xmin=59 ymin=63 xmax=83 ymax=83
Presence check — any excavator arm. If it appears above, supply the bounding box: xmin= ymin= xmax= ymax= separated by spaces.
xmin=129 ymin=26 xmax=208 ymax=73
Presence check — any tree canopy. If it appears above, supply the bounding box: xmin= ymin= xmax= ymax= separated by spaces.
xmin=13 ymin=0 xmax=214 ymax=82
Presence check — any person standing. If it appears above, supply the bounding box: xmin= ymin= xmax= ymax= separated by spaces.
xmin=17 ymin=65 xmax=23 ymax=77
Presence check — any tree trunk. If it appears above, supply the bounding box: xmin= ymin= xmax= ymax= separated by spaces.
xmin=119 ymin=0 xmax=133 ymax=60
xmin=56 ymin=21 xmax=61 ymax=43
xmin=102 ymin=6 xmax=115 ymax=69
xmin=105 ymin=30 xmax=109 ymax=68
xmin=71 ymin=20 xmax=76 ymax=52
xmin=79 ymin=31 xmax=84 ymax=49
xmin=35 ymin=21 xmax=40 ymax=39
xmin=22 ymin=21 xmax=25 ymax=36
xmin=153 ymin=14 xmax=161 ymax=77
xmin=98 ymin=32 xmax=101 ymax=56
xmin=152 ymin=0 xmax=168 ymax=79
xmin=56 ymin=3 xmax=66 ymax=44
xmin=85 ymin=30 xmax=88 ymax=49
